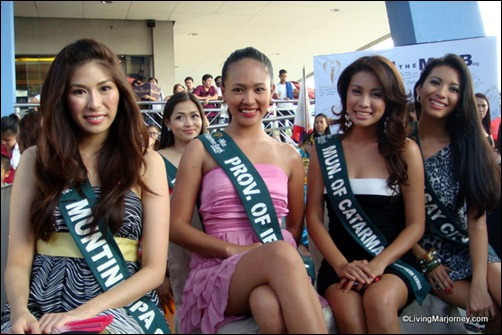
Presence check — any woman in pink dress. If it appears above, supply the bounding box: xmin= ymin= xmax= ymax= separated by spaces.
xmin=169 ymin=47 xmax=327 ymax=334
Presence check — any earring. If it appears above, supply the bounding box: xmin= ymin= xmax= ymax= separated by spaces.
xmin=416 ymin=95 xmax=421 ymax=103
xmin=384 ymin=116 xmax=389 ymax=135
xmin=344 ymin=113 xmax=352 ymax=129
xmin=167 ymin=127 xmax=171 ymax=132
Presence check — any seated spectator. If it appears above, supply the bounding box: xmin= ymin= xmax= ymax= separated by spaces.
xmin=214 ymin=75 xmax=229 ymax=125
xmin=1 ymin=114 xmax=21 ymax=184
xmin=475 ymin=92 xmax=495 ymax=149
xmin=184 ymin=76 xmax=195 ymax=94
xmin=1 ymin=154 xmax=10 ymax=186
xmin=192 ymin=74 xmax=219 ymax=123
xmin=166 ymin=83 xmax=185 ymax=101
xmin=147 ymin=124 xmax=161 ymax=150
xmin=147 ymin=77 xmax=166 ymax=111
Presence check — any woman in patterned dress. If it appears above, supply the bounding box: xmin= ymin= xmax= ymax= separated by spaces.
xmin=411 ymin=54 xmax=500 ymax=330
xmin=1 ymin=39 xmax=170 ymax=334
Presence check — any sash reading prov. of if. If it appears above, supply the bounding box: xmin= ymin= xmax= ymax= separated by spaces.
xmin=199 ymin=132 xmax=316 ymax=283
xmin=199 ymin=132 xmax=283 ymax=243
xmin=315 ymin=134 xmax=430 ymax=304
xmin=58 ymin=181 xmax=170 ymax=334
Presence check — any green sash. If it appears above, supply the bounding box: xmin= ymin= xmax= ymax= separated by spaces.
xmin=199 ymin=132 xmax=316 ymax=283
xmin=58 ymin=181 xmax=170 ymax=334
xmin=315 ymin=134 xmax=430 ymax=304
xmin=161 ymin=156 xmax=177 ymax=190
xmin=199 ymin=132 xmax=283 ymax=242
xmin=409 ymin=125 xmax=469 ymax=245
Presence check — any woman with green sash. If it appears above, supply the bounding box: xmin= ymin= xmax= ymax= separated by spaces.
xmin=157 ymin=91 xmax=208 ymax=192
xmin=155 ymin=91 xmax=207 ymax=328
xmin=307 ymin=55 xmax=429 ymax=333
xmin=410 ymin=54 xmax=500 ymax=330
xmin=1 ymin=39 xmax=170 ymax=334
xmin=169 ymin=47 xmax=327 ymax=333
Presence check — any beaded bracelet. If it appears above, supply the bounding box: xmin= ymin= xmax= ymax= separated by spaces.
xmin=418 ymin=248 xmax=441 ymax=274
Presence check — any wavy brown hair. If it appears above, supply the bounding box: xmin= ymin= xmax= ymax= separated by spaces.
xmin=32 ymin=38 xmax=150 ymax=241
xmin=332 ymin=55 xmax=409 ymax=192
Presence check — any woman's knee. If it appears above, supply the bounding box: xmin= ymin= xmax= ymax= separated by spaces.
xmin=265 ymin=241 xmax=304 ymax=267
xmin=362 ymin=281 xmax=405 ymax=314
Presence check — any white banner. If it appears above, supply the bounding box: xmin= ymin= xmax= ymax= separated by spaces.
xmin=314 ymin=36 xmax=499 ymax=121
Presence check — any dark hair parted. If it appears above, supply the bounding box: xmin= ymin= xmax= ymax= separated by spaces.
xmin=32 ymin=38 xmax=150 ymax=241
xmin=1 ymin=113 xmax=20 ymax=135
xmin=415 ymin=54 xmax=500 ymax=217
xmin=157 ymin=92 xmax=208 ymax=150
xmin=333 ymin=55 xmax=409 ymax=192
xmin=221 ymin=47 xmax=274 ymax=88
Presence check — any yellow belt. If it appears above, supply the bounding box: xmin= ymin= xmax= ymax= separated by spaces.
xmin=36 ymin=232 xmax=139 ymax=262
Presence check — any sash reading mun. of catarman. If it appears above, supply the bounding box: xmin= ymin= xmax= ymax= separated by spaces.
xmin=315 ymin=134 xmax=430 ymax=304
xmin=409 ymin=125 xmax=469 ymax=245
xmin=199 ymin=131 xmax=316 ymax=283
xmin=58 ymin=180 xmax=170 ymax=334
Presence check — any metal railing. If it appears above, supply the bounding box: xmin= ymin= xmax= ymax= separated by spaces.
xmin=12 ymin=99 xmax=315 ymax=146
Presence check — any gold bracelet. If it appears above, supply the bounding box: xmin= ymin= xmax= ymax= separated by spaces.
xmin=421 ymin=248 xmax=436 ymax=262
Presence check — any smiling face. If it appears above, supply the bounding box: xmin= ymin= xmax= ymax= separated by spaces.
xmin=416 ymin=65 xmax=460 ymax=120
xmin=222 ymin=58 xmax=272 ymax=125
xmin=346 ymin=70 xmax=386 ymax=128
xmin=165 ymin=100 xmax=203 ymax=144
xmin=67 ymin=61 xmax=119 ymax=140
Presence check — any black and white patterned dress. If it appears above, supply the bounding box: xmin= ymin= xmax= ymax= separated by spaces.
xmin=1 ymin=188 xmax=163 ymax=334
xmin=419 ymin=145 xmax=500 ymax=281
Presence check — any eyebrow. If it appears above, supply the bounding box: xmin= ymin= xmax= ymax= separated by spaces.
xmin=69 ymin=79 xmax=113 ymax=88
xmin=349 ymin=83 xmax=383 ymax=91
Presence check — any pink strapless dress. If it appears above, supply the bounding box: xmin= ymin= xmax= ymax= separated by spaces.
xmin=178 ymin=164 xmax=297 ymax=334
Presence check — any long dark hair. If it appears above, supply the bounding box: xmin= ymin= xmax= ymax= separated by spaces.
xmin=414 ymin=54 xmax=500 ymax=217
xmin=32 ymin=38 xmax=150 ymax=240
xmin=474 ymin=92 xmax=492 ymax=136
xmin=333 ymin=55 xmax=409 ymax=192
xmin=157 ymin=92 xmax=208 ymax=149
